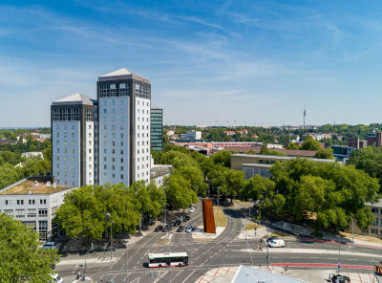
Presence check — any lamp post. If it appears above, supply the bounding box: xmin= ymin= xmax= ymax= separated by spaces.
xmin=337 ymin=235 xmax=341 ymax=275
xmin=83 ymin=243 xmax=93 ymax=278
xmin=106 ymin=213 xmax=113 ymax=259
xmin=351 ymin=218 xmax=357 ymax=243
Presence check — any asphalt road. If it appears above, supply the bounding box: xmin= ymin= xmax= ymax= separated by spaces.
xmin=56 ymin=202 xmax=380 ymax=282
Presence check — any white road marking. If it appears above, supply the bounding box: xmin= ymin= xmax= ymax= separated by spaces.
xmin=181 ymin=270 xmax=196 ymax=283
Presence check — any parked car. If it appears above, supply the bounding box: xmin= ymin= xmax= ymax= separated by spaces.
xmin=164 ymin=225 xmax=172 ymax=232
xmin=154 ymin=225 xmax=163 ymax=232
xmin=266 ymin=236 xmax=278 ymax=243
xmin=51 ymin=273 xmax=63 ymax=283
xmin=331 ymin=274 xmax=351 ymax=283
xmin=185 ymin=225 xmax=192 ymax=233
xmin=183 ymin=215 xmax=190 ymax=222
xmin=174 ymin=220 xmax=181 ymax=227
xmin=189 ymin=206 xmax=195 ymax=213
xmin=267 ymin=239 xmax=285 ymax=248
xmin=42 ymin=242 xmax=57 ymax=250
xmin=177 ymin=226 xmax=184 ymax=232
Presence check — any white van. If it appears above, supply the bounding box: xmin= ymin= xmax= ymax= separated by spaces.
xmin=267 ymin=239 xmax=285 ymax=248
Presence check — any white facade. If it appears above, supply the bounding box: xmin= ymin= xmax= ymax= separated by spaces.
xmin=0 ymin=178 xmax=76 ymax=240
xmin=51 ymin=93 xmax=96 ymax=187
xmin=52 ymin=121 xmax=81 ymax=187
xmin=186 ymin=130 xmax=202 ymax=140
xmin=85 ymin=121 xmax=95 ymax=185
xmin=99 ymin=95 xmax=131 ymax=185
xmin=135 ymin=96 xmax=151 ymax=183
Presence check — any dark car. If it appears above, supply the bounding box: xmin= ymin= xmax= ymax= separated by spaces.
xmin=174 ymin=220 xmax=181 ymax=227
xmin=154 ymin=225 xmax=163 ymax=232
xmin=183 ymin=215 xmax=190 ymax=222
xmin=164 ymin=224 xmax=172 ymax=232
xmin=331 ymin=274 xmax=351 ymax=283
xmin=176 ymin=226 xmax=184 ymax=232
xmin=266 ymin=236 xmax=278 ymax=243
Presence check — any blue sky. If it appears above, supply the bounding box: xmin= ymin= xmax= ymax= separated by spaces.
xmin=1 ymin=0 xmax=382 ymax=127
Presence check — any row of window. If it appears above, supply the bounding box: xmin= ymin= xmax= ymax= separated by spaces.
xmin=371 ymin=208 xmax=382 ymax=214
xmin=2 ymin=208 xmax=48 ymax=218
xmin=371 ymin=217 xmax=382 ymax=226
xmin=4 ymin=199 xmax=46 ymax=205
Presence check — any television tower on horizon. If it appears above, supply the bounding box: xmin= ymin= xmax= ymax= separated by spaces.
xmin=303 ymin=105 xmax=306 ymax=129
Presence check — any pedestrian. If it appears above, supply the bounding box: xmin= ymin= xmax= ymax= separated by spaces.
xmin=77 ymin=271 xmax=81 ymax=280
xmin=256 ymin=245 xmax=259 ymax=251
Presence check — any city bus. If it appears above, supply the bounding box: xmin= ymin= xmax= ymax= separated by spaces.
xmin=148 ymin=252 xmax=189 ymax=268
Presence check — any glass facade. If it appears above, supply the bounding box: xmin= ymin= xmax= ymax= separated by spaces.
xmin=151 ymin=108 xmax=163 ymax=151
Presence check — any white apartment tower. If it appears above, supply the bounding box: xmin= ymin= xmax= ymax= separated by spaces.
xmin=97 ymin=68 xmax=151 ymax=185
xmin=51 ymin=93 xmax=97 ymax=187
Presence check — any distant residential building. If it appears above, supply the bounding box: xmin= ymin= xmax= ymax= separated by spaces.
xmin=185 ymin=130 xmax=202 ymax=141
xmin=51 ymin=93 xmax=96 ymax=187
xmin=231 ymin=154 xmax=335 ymax=179
xmin=166 ymin=130 xmax=175 ymax=137
xmin=21 ymin=152 xmax=44 ymax=159
xmin=348 ymin=137 xmax=360 ymax=149
xmin=0 ymin=139 xmax=17 ymax=145
xmin=151 ymin=164 xmax=172 ymax=187
xmin=0 ymin=176 xmax=75 ymax=240
xmin=151 ymin=108 xmax=163 ymax=151
xmin=331 ymin=145 xmax=354 ymax=162
xmin=224 ymin=131 xmax=235 ymax=136
xmin=237 ymin=129 xmax=248 ymax=135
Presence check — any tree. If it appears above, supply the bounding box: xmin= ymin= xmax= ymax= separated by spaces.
xmin=301 ymin=136 xmax=322 ymax=150
xmin=315 ymin=148 xmax=334 ymax=159
xmin=0 ymin=164 xmax=21 ymax=189
xmin=56 ymin=186 xmax=105 ymax=242
xmin=164 ymin=174 xmax=197 ymax=210
xmin=269 ymin=158 xmax=379 ymax=231
xmin=221 ymin=169 xmax=245 ymax=204
xmin=210 ymin=150 xmax=231 ymax=168
xmin=286 ymin=142 xmax=300 ymax=150
xmin=0 ymin=213 xmax=59 ymax=282
xmin=260 ymin=143 xmax=268 ymax=155
xmin=175 ymin=166 xmax=208 ymax=195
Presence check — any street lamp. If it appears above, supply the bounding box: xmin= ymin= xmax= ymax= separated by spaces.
xmin=106 ymin=213 xmax=113 ymax=259
xmin=351 ymin=218 xmax=357 ymax=244
xmin=337 ymin=235 xmax=341 ymax=275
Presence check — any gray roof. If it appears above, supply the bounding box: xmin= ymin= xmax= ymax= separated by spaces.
xmin=52 ymin=93 xmax=95 ymax=105
xmin=98 ymin=68 xmax=150 ymax=83
xmin=232 ymin=265 xmax=308 ymax=283
xmin=232 ymin=154 xmax=335 ymax=163
xmin=366 ymin=198 xmax=382 ymax=208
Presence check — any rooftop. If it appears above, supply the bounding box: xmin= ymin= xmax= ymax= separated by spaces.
xmin=98 ymin=68 xmax=150 ymax=83
xmin=0 ymin=178 xmax=70 ymax=195
xmin=52 ymin=93 xmax=95 ymax=105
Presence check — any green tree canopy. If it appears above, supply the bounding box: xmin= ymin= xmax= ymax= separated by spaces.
xmin=0 ymin=213 xmax=59 ymax=282
xmin=164 ymin=173 xmax=197 ymax=210
xmin=210 ymin=150 xmax=231 ymax=168
xmin=301 ymin=136 xmax=322 ymax=150
xmin=269 ymin=158 xmax=379 ymax=231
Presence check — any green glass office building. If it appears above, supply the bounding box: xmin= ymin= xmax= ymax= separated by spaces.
xmin=151 ymin=108 xmax=163 ymax=151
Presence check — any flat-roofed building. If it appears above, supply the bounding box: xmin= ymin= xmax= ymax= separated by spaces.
xmin=97 ymin=68 xmax=151 ymax=185
xmin=0 ymin=176 xmax=76 ymax=240
xmin=51 ymin=93 xmax=97 ymax=187
xmin=231 ymin=154 xmax=335 ymax=179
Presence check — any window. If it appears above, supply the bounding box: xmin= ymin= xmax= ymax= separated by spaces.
xmin=121 ymin=174 xmax=124 ymax=179
xmin=38 ymin=209 xmax=48 ymax=217
xmin=112 ymin=157 xmax=115 ymax=162
xmin=28 ymin=199 xmax=35 ymax=205
xmin=120 ymin=150 xmax=124 ymax=154
xmin=40 ymin=199 xmax=47 ymax=205
xmin=110 ymin=84 xmax=116 ymax=89
xmin=372 ymin=208 xmax=378 ymax=214
xmin=4 ymin=209 xmax=13 ymax=215
xmin=120 ymin=166 xmax=123 ymax=171
xmin=112 ymin=165 xmax=115 ymax=170
xmin=27 ymin=209 xmax=36 ymax=217
xmin=372 ymin=218 xmax=378 ymax=225
xmin=104 ymin=109 xmax=107 ymax=114
xmin=16 ymin=209 xmax=25 ymax=218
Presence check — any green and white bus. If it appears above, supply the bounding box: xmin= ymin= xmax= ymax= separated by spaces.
xmin=148 ymin=252 xmax=189 ymax=268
